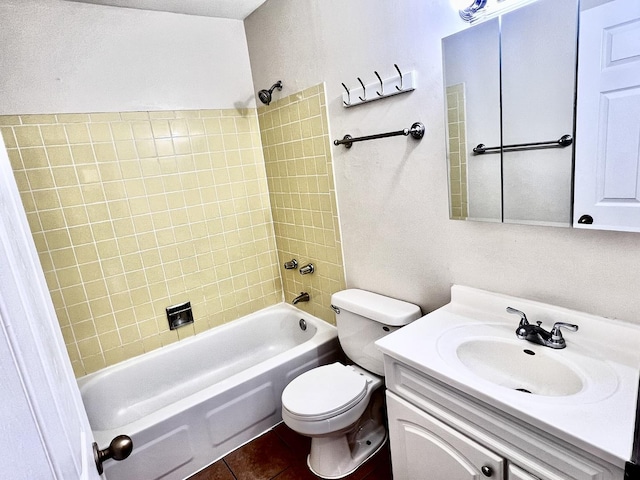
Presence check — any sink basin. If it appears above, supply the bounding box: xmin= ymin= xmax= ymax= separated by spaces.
xmin=436 ymin=323 xmax=619 ymax=402
xmin=456 ymin=338 xmax=583 ymax=396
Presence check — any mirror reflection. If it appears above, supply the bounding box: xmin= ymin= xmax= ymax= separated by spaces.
xmin=443 ymin=0 xmax=579 ymax=226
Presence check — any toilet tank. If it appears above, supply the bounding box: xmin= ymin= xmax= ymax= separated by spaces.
xmin=331 ymin=289 xmax=421 ymax=376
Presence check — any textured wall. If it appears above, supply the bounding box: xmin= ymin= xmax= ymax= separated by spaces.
xmin=0 ymin=0 xmax=255 ymax=114
xmin=258 ymin=84 xmax=346 ymax=323
xmin=1 ymin=110 xmax=281 ymax=375
xmin=246 ymin=0 xmax=640 ymax=324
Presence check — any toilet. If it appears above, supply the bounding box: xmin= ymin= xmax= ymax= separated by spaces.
xmin=281 ymin=289 xmax=421 ymax=479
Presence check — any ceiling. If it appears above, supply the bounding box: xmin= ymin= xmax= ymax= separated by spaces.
xmin=64 ymin=0 xmax=269 ymax=19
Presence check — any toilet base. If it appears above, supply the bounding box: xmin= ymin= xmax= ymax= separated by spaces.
xmin=306 ymin=392 xmax=387 ymax=479
xmin=307 ymin=430 xmax=387 ymax=479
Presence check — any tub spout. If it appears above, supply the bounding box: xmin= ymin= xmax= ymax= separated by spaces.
xmin=292 ymin=292 xmax=310 ymax=304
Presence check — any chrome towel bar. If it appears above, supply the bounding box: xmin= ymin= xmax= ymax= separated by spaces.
xmin=473 ymin=134 xmax=573 ymax=155
xmin=334 ymin=122 xmax=425 ymax=149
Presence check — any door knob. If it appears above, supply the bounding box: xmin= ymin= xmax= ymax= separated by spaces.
xmin=93 ymin=435 xmax=133 ymax=474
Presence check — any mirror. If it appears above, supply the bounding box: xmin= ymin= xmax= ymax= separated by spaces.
xmin=443 ymin=0 xmax=579 ymax=226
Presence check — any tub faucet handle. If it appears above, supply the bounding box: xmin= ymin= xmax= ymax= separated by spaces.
xmin=299 ymin=263 xmax=314 ymax=275
xmin=284 ymin=259 xmax=298 ymax=270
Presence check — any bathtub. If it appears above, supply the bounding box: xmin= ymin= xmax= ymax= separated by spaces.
xmin=78 ymin=303 xmax=340 ymax=480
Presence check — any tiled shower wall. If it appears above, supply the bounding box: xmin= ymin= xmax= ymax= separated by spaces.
xmin=446 ymin=83 xmax=468 ymax=220
xmin=258 ymin=84 xmax=346 ymax=323
xmin=1 ymin=110 xmax=282 ymax=376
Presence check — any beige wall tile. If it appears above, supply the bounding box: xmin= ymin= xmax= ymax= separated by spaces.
xmin=14 ymin=125 xmax=43 ymax=148
xmin=2 ymin=109 xmax=282 ymax=375
xmin=3 ymin=93 xmax=341 ymax=376
xmin=446 ymin=84 xmax=468 ymax=220
xmin=258 ymin=84 xmax=346 ymax=324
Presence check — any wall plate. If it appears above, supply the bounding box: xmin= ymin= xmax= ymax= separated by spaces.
xmin=166 ymin=301 xmax=193 ymax=330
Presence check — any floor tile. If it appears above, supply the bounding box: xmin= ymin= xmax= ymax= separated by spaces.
xmin=188 ymin=459 xmax=235 ymax=480
xmin=273 ymin=422 xmax=311 ymax=460
xmin=224 ymin=430 xmax=297 ymax=480
xmin=272 ymin=461 xmax=319 ymax=480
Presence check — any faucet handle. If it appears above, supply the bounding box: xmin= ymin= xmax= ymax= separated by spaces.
xmin=506 ymin=307 xmax=529 ymax=327
xmin=299 ymin=263 xmax=314 ymax=275
xmin=550 ymin=322 xmax=579 ymax=342
xmin=283 ymin=259 xmax=298 ymax=270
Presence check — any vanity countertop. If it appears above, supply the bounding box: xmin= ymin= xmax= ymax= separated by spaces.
xmin=376 ymin=285 xmax=640 ymax=468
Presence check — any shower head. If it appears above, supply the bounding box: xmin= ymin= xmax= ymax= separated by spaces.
xmin=258 ymin=81 xmax=283 ymax=105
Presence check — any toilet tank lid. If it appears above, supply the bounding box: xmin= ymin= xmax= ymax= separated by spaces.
xmin=331 ymin=289 xmax=422 ymax=326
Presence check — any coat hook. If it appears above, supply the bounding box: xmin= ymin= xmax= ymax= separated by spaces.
xmin=374 ymin=71 xmax=384 ymax=97
xmin=394 ymin=64 xmax=404 ymax=91
xmin=357 ymin=77 xmax=366 ymax=101
xmin=341 ymin=82 xmax=351 ymax=106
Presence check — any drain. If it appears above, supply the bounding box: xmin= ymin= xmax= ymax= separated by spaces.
xmin=515 ymin=388 xmax=532 ymax=394
xmin=299 ymin=318 xmax=307 ymax=331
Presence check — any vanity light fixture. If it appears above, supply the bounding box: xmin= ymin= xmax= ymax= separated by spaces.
xmin=451 ymin=0 xmax=488 ymax=21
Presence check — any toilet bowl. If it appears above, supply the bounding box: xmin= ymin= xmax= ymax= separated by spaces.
xmin=281 ymin=289 xmax=421 ymax=479
xmin=282 ymin=363 xmax=385 ymax=478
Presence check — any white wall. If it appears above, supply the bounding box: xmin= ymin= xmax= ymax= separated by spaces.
xmin=245 ymin=0 xmax=640 ymax=324
xmin=0 ymin=0 xmax=256 ymax=114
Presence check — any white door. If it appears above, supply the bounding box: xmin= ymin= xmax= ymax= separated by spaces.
xmin=573 ymin=0 xmax=640 ymax=231
xmin=0 ymin=137 xmax=101 ymax=479
xmin=387 ymin=392 xmax=505 ymax=480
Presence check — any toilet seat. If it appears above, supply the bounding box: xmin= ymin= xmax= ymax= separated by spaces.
xmin=282 ymin=363 xmax=368 ymax=421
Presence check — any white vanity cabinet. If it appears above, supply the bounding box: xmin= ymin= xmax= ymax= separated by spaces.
xmin=375 ymin=285 xmax=640 ymax=480
xmin=387 ymin=393 xmax=505 ymax=479
xmin=383 ymin=358 xmax=624 ymax=480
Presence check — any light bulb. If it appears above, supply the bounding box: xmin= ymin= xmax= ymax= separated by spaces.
xmin=453 ymin=0 xmax=488 ymax=21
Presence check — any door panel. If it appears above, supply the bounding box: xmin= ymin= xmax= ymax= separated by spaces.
xmin=574 ymin=0 xmax=640 ymax=231
xmin=509 ymin=464 xmax=539 ymax=480
xmin=0 ymin=137 xmax=100 ymax=479
xmin=387 ymin=392 xmax=504 ymax=480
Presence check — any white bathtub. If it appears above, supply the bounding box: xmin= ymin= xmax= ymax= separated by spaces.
xmin=78 ymin=303 xmax=340 ymax=480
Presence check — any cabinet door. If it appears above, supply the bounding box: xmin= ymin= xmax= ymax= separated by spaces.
xmin=573 ymin=0 xmax=640 ymax=231
xmin=500 ymin=0 xmax=578 ymax=226
xmin=508 ymin=464 xmax=539 ymax=480
xmin=387 ymin=392 xmax=504 ymax=480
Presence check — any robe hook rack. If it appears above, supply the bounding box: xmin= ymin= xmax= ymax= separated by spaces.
xmin=341 ymin=64 xmax=416 ymax=108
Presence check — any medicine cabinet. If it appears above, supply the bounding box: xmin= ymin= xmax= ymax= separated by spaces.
xmin=443 ymin=0 xmax=578 ymax=226
xmin=573 ymin=0 xmax=640 ymax=233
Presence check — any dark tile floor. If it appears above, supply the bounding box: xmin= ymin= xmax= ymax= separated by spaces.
xmin=188 ymin=423 xmax=393 ymax=480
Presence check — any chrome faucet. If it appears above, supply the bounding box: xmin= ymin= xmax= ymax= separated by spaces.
xmin=283 ymin=259 xmax=298 ymax=270
xmin=507 ymin=307 xmax=578 ymax=349
xmin=292 ymin=292 xmax=310 ymax=304
xmin=299 ymin=263 xmax=314 ymax=275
